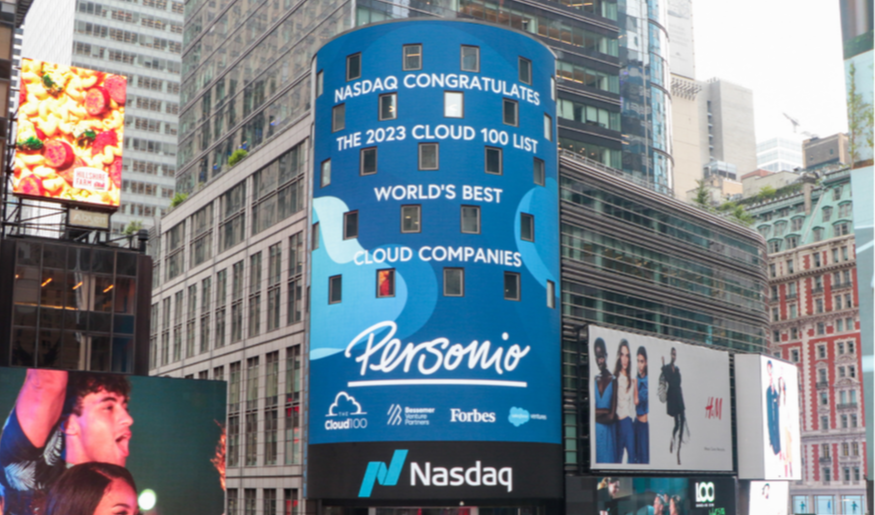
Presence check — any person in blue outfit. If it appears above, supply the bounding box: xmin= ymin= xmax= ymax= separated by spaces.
xmin=766 ymin=361 xmax=781 ymax=457
xmin=594 ymin=338 xmax=618 ymax=463
xmin=634 ymin=346 xmax=649 ymax=464
xmin=613 ymin=339 xmax=637 ymax=464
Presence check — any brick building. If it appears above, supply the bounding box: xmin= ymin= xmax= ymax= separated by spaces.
xmin=748 ymin=167 xmax=867 ymax=514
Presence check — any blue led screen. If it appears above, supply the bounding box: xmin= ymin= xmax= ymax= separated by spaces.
xmin=310 ymin=20 xmax=560 ymax=447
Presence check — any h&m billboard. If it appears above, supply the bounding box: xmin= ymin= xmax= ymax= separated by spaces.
xmin=308 ymin=20 xmax=561 ymax=500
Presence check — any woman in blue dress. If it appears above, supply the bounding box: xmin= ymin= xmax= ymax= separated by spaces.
xmin=635 ymin=346 xmax=649 ymax=464
xmin=593 ymin=338 xmax=617 ymax=463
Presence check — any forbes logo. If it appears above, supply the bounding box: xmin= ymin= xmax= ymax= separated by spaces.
xmin=450 ymin=409 xmax=496 ymax=423
xmin=357 ymin=450 xmax=513 ymax=497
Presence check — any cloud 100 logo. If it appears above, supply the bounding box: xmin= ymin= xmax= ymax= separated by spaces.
xmin=325 ymin=392 xmax=368 ymax=430
xmin=358 ymin=450 xmax=514 ymax=497
xmin=695 ymin=482 xmax=716 ymax=507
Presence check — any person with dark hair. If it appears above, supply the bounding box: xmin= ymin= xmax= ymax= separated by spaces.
xmin=668 ymin=495 xmax=683 ymax=515
xmin=613 ymin=340 xmax=637 ymax=464
xmin=594 ymin=338 xmax=618 ymax=463
xmin=661 ymin=348 xmax=686 ymax=466
xmin=0 ymin=370 xmax=133 ymax=515
xmin=45 ymin=462 xmax=137 ymax=515
xmin=634 ymin=346 xmax=649 ymax=464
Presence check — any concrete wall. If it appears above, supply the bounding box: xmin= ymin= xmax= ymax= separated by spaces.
xmin=671 ymin=76 xmax=702 ymax=201
xmin=699 ymin=79 xmax=758 ymax=176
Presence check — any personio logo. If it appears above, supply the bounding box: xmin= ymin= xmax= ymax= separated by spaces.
xmin=508 ymin=407 xmax=530 ymax=427
xmin=387 ymin=404 xmax=403 ymax=425
xmin=358 ymin=449 xmax=408 ymax=497
xmin=695 ymin=482 xmax=715 ymax=506
xmin=450 ymin=409 xmax=496 ymax=423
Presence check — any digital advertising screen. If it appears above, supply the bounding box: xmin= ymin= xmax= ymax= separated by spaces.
xmin=308 ymin=20 xmax=561 ymax=500
xmin=587 ymin=326 xmax=733 ymax=472
xmin=13 ymin=59 xmax=126 ymax=210
xmin=0 ymin=368 xmax=226 ymax=515
xmin=747 ymin=481 xmax=788 ymax=515
xmin=592 ymin=476 xmax=737 ymax=515
xmin=736 ymin=355 xmax=802 ymax=480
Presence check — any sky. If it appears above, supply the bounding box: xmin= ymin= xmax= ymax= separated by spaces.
xmin=692 ymin=0 xmax=849 ymax=142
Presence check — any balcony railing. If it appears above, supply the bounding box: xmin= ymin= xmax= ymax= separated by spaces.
xmin=833 ymin=281 xmax=853 ymax=290
xmin=820 ymin=456 xmax=832 ymax=463
xmin=786 ymin=293 xmax=798 ymax=300
xmin=837 ymin=402 xmax=858 ymax=410
xmin=816 ymin=381 xmax=830 ymax=389
xmin=812 ymin=286 xmax=824 ymax=294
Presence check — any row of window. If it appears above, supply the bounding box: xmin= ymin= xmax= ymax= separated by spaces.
xmin=793 ymin=494 xmax=864 ymax=514
xmin=321 ymin=145 xmax=546 ymax=185
xmin=757 ymin=186 xmax=848 ymax=223
xmin=77 ymin=0 xmax=184 ymax=33
xmin=331 ymin=93 xmax=553 ymax=136
xmin=72 ymin=42 xmax=182 ymax=75
xmin=766 ymin=223 xmax=851 ymax=252
xmin=820 ymin=441 xmax=863 ymax=460
xmin=326 ymin=270 xmax=556 ymax=306
xmin=768 ymin=246 xmax=853 ymax=278
xmin=821 ymin=412 xmax=860 ymax=430
xmin=336 ymin=206 xmax=536 ymax=241
xmin=339 ymin=46 xmax=534 ymax=84
xmin=226 ymin=487 xmax=298 ymax=515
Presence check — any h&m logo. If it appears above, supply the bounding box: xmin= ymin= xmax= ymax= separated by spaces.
xmin=358 ymin=450 xmax=408 ymax=497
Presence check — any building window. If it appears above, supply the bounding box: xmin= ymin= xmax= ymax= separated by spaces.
xmin=819 ymin=368 xmax=828 ymax=383
xmin=461 ymin=205 xmax=480 ymax=234
xmin=520 ymin=213 xmax=535 ymax=242
xmin=841 ymin=414 xmax=848 ymax=428
xmin=503 ymin=99 xmax=518 ymax=126
xmin=789 ymin=304 xmax=797 ymax=319
xmin=377 ymin=269 xmax=395 ymax=298
xmin=769 ymin=263 xmax=776 ymax=278
xmin=443 ymin=268 xmax=464 ymax=296
xmin=504 ymin=272 xmax=521 ymax=301
xmin=772 ymin=307 xmax=779 ymax=321
xmin=786 ymin=259 xmax=794 ymax=274
xmin=343 ymin=211 xmax=359 ymax=240
xmin=311 ymin=222 xmax=320 ymax=250
xmin=834 ymin=186 xmax=843 ymax=200
xmin=791 ymin=349 xmax=799 ymax=362
xmin=419 ymin=143 xmax=439 ymax=170
xmin=288 ymin=233 xmax=304 ymax=325
xmin=285 ymin=346 xmax=302 ymax=464
xmin=534 ymin=158 xmax=545 ymax=186
xmin=814 ymin=252 xmax=822 ymax=267
xmin=773 ymin=330 xmax=780 ymax=343
xmin=329 ymin=275 xmax=342 ymax=304
xmin=379 ymin=93 xmax=397 ymax=120
xmin=817 ymin=322 xmax=825 ymax=335
xmin=818 ymin=345 xmax=826 ymax=359
xmin=332 ymin=103 xmax=345 ymax=132
xmin=403 ymin=44 xmax=422 ymax=70
xmin=485 ymin=146 xmax=502 ymax=174
xmin=851 ymin=414 xmax=858 ymax=427
xmin=267 ymin=244 xmax=282 ymax=331
xmin=320 ymin=159 xmax=331 ymax=187
xmin=284 ymin=489 xmax=299 ymax=515
xmin=361 ymin=147 xmax=377 ymax=175
xmin=264 ymin=489 xmax=277 ymax=515
xmin=768 ymin=240 xmax=781 ymax=253
xmin=786 ymin=236 xmax=798 ymax=249
xmin=791 ymin=327 xmax=798 ymax=339
xmin=842 ymin=246 xmax=849 ymax=260
xmin=547 ymin=280 xmax=555 ymax=309
xmin=401 ymin=205 xmax=421 ymax=233
xmin=821 ymin=391 xmax=829 ymax=406
xmin=316 ymin=70 xmax=323 ymax=97
xmin=821 ymin=415 xmax=829 ymax=430
xmin=347 ymin=53 xmax=361 ymax=81
xmin=544 ymin=114 xmax=553 ymax=141
xmin=834 ymin=222 xmax=850 ymax=236
xmin=248 ymin=253 xmax=262 ymax=338
xmin=519 ymin=57 xmax=532 ymax=84
xmin=228 ymin=489 xmax=239 ymax=515
xmin=460 ymin=45 xmax=479 ymax=72
xmin=244 ymin=489 xmax=256 ymax=515
xmin=849 ymin=366 xmax=856 ymax=378
xmin=444 ymin=91 xmax=464 ymax=118
xmin=837 ymin=319 xmax=844 ymax=332
xmin=816 ymin=298 xmax=824 ymax=313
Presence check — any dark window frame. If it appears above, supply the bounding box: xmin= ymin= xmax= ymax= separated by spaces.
xmin=328 ymin=275 xmax=342 ymax=304
xmin=343 ymin=210 xmax=359 ymax=240
xmin=332 ymin=103 xmax=345 ymax=132
xmin=360 ymin=147 xmax=377 ymax=175
xmin=460 ymin=45 xmax=480 ymax=72
xmin=418 ymin=142 xmax=439 ymax=170
xmin=320 ymin=159 xmax=331 ymax=187
xmin=485 ymin=146 xmax=502 ymax=175
xmin=403 ymin=44 xmax=422 ymax=71
xmin=401 ymin=204 xmax=422 ymax=233
xmin=444 ymin=90 xmax=464 ymax=118
xmin=379 ymin=93 xmax=397 ymax=121
xmin=520 ymin=212 xmax=535 ymax=242
xmin=376 ymin=268 xmax=396 ymax=298
xmin=346 ymin=53 xmax=361 ymax=81
xmin=534 ymin=157 xmax=545 ymax=186
xmin=504 ymin=271 xmax=521 ymax=301
xmin=460 ymin=205 xmax=481 ymax=234
xmin=519 ymin=56 xmax=532 ymax=84
xmin=503 ymin=98 xmax=518 ymax=126
xmin=443 ymin=267 xmax=465 ymax=297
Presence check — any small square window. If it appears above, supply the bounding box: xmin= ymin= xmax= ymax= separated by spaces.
xmin=419 ymin=143 xmax=439 ymax=170
xmin=320 ymin=159 xmax=331 ymax=187
xmin=377 ymin=269 xmax=395 ymax=298
xmin=379 ymin=93 xmax=397 ymax=120
xmin=444 ymin=91 xmax=464 ymax=118
xmin=403 ymin=44 xmax=422 ymax=71
xmin=547 ymin=280 xmax=555 ymax=309
xmin=461 ymin=205 xmax=480 ymax=234
xmin=503 ymin=99 xmax=518 ymax=126
xmin=504 ymin=272 xmax=520 ymax=301
xmin=332 ymin=103 xmax=345 ymax=132
xmin=401 ymin=205 xmax=421 ymax=233
xmin=361 ymin=147 xmax=377 ymax=175
xmin=520 ymin=213 xmax=534 ymax=242
xmin=343 ymin=211 xmax=358 ymax=240
xmin=485 ymin=146 xmax=502 ymax=175
xmin=312 ymin=222 xmax=320 ymax=250
xmin=461 ymin=45 xmax=479 ymax=72
xmin=444 ymin=268 xmax=464 ymax=296
xmin=534 ymin=158 xmax=545 ymax=186
xmin=519 ymin=57 xmax=532 ymax=84
xmin=544 ymin=114 xmax=553 ymax=141
xmin=329 ymin=275 xmax=342 ymax=304
xmin=346 ymin=53 xmax=361 ymax=81
xmin=316 ymin=70 xmax=323 ymax=97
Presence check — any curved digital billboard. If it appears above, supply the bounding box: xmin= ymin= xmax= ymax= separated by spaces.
xmin=308 ymin=20 xmax=560 ymax=500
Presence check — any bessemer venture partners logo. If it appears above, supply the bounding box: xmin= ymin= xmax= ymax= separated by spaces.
xmin=358 ymin=450 xmax=514 ymax=497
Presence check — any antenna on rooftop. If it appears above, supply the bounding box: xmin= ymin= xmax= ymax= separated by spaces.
xmin=783 ymin=112 xmax=817 ymax=138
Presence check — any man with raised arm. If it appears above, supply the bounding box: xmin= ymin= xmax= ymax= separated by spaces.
xmin=0 ymin=370 xmax=133 ymax=515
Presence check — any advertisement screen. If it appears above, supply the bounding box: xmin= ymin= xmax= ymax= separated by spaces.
xmin=0 ymin=368 xmax=226 ymax=515
xmin=308 ymin=20 xmax=561 ymax=500
xmin=593 ymin=476 xmax=737 ymax=515
xmin=736 ymin=355 xmax=802 ymax=480
xmin=14 ymin=59 xmax=125 ymax=209
xmin=588 ymin=326 xmax=733 ymax=471
xmin=748 ymin=481 xmax=788 ymax=515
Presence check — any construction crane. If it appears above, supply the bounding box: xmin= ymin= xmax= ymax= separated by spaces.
xmin=783 ymin=113 xmax=817 ymax=138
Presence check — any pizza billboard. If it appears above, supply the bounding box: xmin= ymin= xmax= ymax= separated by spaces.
xmin=13 ymin=59 xmax=126 ymax=210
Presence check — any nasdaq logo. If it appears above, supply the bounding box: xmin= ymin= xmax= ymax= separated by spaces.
xmin=358 ymin=450 xmax=408 ymax=497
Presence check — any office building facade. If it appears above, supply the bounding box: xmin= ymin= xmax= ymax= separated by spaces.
xmin=748 ymin=168 xmax=867 ymax=514
xmin=803 ymin=133 xmax=852 ymax=170
xmin=20 ymin=0 xmax=183 ymax=234
xmin=698 ymin=78 xmax=758 ymax=177
xmin=757 ymin=136 xmax=804 ymax=173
